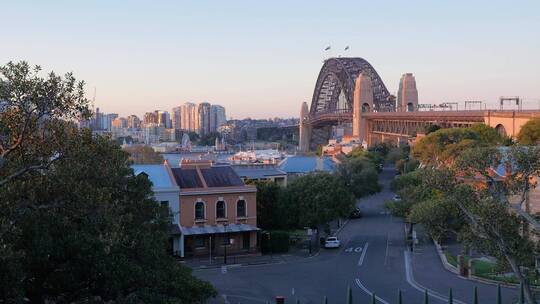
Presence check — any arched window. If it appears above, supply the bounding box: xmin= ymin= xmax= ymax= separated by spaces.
xmin=236 ymin=200 xmax=246 ymax=217
xmin=195 ymin=201 xmax=205 ymax=220
xmin=216 ymin=200 xmax=226 ymax=218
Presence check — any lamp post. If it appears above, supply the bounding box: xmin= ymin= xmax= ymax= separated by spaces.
xmin=224 ymin=223 xmax=228 ymax=264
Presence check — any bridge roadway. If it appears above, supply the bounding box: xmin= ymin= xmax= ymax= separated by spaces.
xmin=193 ymin=167 xmax=519 ymax=304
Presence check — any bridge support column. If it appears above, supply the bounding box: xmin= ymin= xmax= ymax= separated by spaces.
xmin=352 ymin=73 xmax=374 ymax=145
xmin=299 ymin=102 xmax=311 ymax=152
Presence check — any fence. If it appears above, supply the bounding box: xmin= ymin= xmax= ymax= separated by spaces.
xmin=273 ymin=283 xmax=528 ymax=304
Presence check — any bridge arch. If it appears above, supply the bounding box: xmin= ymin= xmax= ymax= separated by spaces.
xmin=310 ymin=58 xmax=393 ymax=117
xmin=495 ymin=124 xmax=507 ymax=137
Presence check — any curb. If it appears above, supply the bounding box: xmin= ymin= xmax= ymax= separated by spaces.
xmin=432 ymin=239 xmax=521 ymax=289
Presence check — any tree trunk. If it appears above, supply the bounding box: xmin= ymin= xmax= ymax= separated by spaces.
xmin=505 ymin=253 xmax=536 ymax=304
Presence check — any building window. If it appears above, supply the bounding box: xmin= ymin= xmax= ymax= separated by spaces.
xmin=236 ymin=199 xmax=246 ymax=217
xmin=195 ymin=237 xmax=205 ymax=248
xmin=195 ymin=201 xmax=205 ymax=220
xmin=216 ymin=200 xmax=226 ymax=218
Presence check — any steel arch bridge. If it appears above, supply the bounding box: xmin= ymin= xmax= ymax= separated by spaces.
xmin=310 ymin=57 xmax=393 ymax=120
xmin=305 ymin=57 xmax=394 ymax=148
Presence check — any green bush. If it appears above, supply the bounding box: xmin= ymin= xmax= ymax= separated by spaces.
xmin=261 ymin=231 xmax=290 ymax=254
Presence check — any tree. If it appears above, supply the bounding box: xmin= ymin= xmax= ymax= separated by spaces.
xmin=198 ymin=132 xmax=221 ymax=146
xmin=0 ymin=61 xmax=91 ymax=186
xmin=412 ymin=125 xmax=502 ymax=166
xmin=283 ymin=172 xmax=355 ymax=229
xmin=0 ymin=129 xmax=216 ymax=302
xmin=421 ymin=167 xmax=538 ymax=304
xmin=517 ymin=118 xmax=540 ymax=145
xmin=255 ymin=181 xmax=284 ymax=230
xmin=123 ymin=145 xmax=164 ymax=164
xmin=337 ymin=157 xmax=381 ymax=198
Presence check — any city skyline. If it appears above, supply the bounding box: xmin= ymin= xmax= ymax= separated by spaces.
xmin=2 ymin=1 xmax=539 ymax=119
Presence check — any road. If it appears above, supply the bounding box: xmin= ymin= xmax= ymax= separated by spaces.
xmin=194 ymin=167 xmax=518 ymax=304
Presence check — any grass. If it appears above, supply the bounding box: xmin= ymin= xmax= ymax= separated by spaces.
xmin=444 ymin=251 xmax=540 ymax=287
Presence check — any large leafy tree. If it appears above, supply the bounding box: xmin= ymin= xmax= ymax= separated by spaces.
xmin=0 ymin=62 xmax=215 ymax=302
xmin=1 ymin=128 xmax=216 ymax=303
xmin=283 ymin=172 xmax=355 ymax=229
xmin=337 ymin=157 xmax=380 ymax=198
xmin=0 ymin=61 xmax=90 ymax=186
xmin=254 ymin=181 xmax=284 ymax=230
xmin=421 ymin=167 xmax=538 ymax=304
xmin=412 ymin=124 xmax=504 ymax=166
xmin=123 ymin=145 xmax=165 ymax=164
xmin=517 ymin=118 xmax=540 ymax=145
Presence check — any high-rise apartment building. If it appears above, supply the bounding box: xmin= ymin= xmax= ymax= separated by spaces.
xmin=172 ymin=106 xmax=182 ymax=130
xmin=144 ymin=112 xmax=158 ymax=125
xmin=111 ymin=117 xmax=127 ymax=129
xmin=210 ymin=104 xmax=226 ymax=133
xmin=197 ymin=102 xmax=211 ymax=136
xmin=180 ymin=102 xmax=197 ymax=131
xmin=397 ymin=73 xmax=418 ymax=112
xmin=127 ymin=115 xmax=141 ymax=129
xmin=156 ymin=110 xmax=170 ymax=128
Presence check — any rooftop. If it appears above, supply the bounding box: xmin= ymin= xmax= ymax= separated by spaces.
xmin=278 ymin=155 xmax=336 ymax=174
xmin=232 ymin=164 xmax=287 ymax=179
xmin=131 ymin=164 xmax=177 ymax=189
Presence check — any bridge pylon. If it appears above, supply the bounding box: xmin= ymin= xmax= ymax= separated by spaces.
xmin=299 ymin=101 xmax=311 ymax=152
xmin=352 ymin=73 xmax=374 ymax=144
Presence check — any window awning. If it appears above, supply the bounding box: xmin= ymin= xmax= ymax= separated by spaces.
xmin=180 ymin=223 xmax=260 ymax=236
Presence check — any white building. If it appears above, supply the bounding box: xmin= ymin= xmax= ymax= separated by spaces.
xmin=131 ymin=163 xmax=184 ymax=257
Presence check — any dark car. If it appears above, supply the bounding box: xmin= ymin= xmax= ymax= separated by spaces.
xmin=349 ymin=207 xmax=362 ymax=219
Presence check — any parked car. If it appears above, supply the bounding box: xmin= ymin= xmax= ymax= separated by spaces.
xmin=349 ymin=207 xmax=362 ymax=219
xmin=393 ymin=195 xmax=401 ymax=202
xmin=324 ymin=237 xmax=341 ymax=249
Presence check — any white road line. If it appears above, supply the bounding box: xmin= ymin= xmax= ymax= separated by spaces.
xmin=358 ymin=242 xmax=369 ymax=266
xmin=355 ymin=278 xmax=390 ymax=304
xmin=384 ymin=232 xmax=390 ymax=266
xmin=404 ymin=251 xmax=466 ymax=304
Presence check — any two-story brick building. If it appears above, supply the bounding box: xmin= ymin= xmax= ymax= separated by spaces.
xmin=171 ymin=160 xmax=259 ymax=258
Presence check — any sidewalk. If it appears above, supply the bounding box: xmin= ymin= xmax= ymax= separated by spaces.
xmin=182 ymin=246 xmax=320 ymax=269
xmin=410 ymin=240 xmax=518 ymax=303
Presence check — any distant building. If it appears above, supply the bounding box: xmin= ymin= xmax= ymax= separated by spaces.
xmin=180 ymin=102 xmax=197 ymax=131
xmin=171 ymin=160 xmax=259 ymax=258
xmin=278 ymin=155 xmax=336 ymax=181
xmin=197 ymin=102 xmax=211 ymax=136
xmin=397 ymin=73 xmax=418 ymax=112
xmin=144 ymin=112 xmax=158 ymax=125
xmin=232 ymin=164 xmax=287 ymax=186
xmin=172 ymin=106 xmax=182 ymax=130
xmin=111 ymin=117 xmax=127 ymax=129
xmin=127 ymin=115 xmax=141 ymax=129
xmin=210 ymin=104 xmax=226 ymax=133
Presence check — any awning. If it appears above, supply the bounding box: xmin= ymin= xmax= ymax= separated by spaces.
xmin=180 ymin=223 xmax=260 ymax=236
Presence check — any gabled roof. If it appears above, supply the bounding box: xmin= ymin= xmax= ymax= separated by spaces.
xmin=171 ymin=165 xmax=244 ymax=189
xmin=278 ymin=155 xmax=336 ymax=174
xmin=131 ymin=164 xmax=179 ymax=192
xmin=232 ymin=165 xmax=287 ymax=179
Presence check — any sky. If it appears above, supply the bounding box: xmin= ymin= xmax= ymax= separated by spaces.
xmin=1 ymin=0 xmax=539 ymax=119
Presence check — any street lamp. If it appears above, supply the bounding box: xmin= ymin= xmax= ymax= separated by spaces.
xmin=224 ymin=223 xmax=228 ymax=264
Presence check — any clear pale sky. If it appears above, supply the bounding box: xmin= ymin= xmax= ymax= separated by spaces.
xmin=2 ymin=1 xmax=539 ymax=119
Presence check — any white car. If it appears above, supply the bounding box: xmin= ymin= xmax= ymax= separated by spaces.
xmin=324 ymin=237 xmax=341 ymax=249
xmin=393 ymin=195 xmax=401 ymax=202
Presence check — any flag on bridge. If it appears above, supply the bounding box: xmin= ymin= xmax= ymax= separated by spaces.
xmin=324 ymin=46 xmax=331 ymax=51
xmin=344 ymin=46 xmax=350 ymax=51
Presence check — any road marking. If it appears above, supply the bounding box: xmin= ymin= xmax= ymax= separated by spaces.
xmin=384 ymin=232 xmax=390 ymax=266
xmin=403 ymin=251 xmax=466 ymax=304
xmin=345 ymin=246 xmax=364 ymax=253
xmin=358 ymin=243 xmax=369 ymax=266
xmin=355 ymin=278 xmax=390 ymax=304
